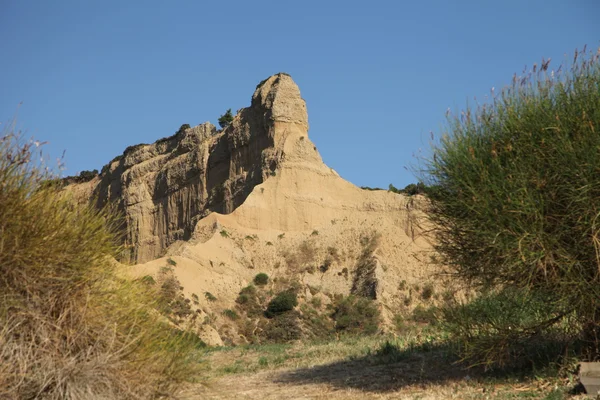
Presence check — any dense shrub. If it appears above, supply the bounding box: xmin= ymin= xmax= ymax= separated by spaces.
xmin=0 ymin=132 xmax=199 ymax=399
xmin=77 ymin=169 xmax=98 ymax=182
xmin=331 ymin=295 xmax=380 ymax=335
xmin=254 ymin=272 xmax=269 ymax=286
xmin=389 ymin=182 xmax=427 ymax=195
xmin=410 ymin=305 xmax=439 ymax=324
xmin=156 ymin=267 xmax=193 ymax=321
xmin=222 ymin=309 xmax=240 ymax=320
xmin=421 ymin=282 xmax=435 ymax=301
xmin=236 ymin=285 xmax=263 ymax=317
xmin=441 ymin=288 xmax=573 ymax=368
xmin=262 ymin=311 xmax=302 ymax=342
xmin=205 ymin=292 xmax=217 ymax=302
xmin=424 ymin=48 xmax=600 ymax=367
xmin=218 ymin=108 xmax=233 ymax=129
xmin=265 ymin=290 xmax=297 ymax=318
xmin=176 ymin=123 xmax=191 ymax=135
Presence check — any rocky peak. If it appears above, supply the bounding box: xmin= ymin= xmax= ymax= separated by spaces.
xmin=251 ymin=73 xmax=308 ymax=129
xmin=70 ymin=73 xmax=317 ymax=263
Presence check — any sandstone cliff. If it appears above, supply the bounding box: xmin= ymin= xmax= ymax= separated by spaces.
xmin=67 ymin=73 xmax=440 ymax=345
xmin=81 ymin=73 xmax=309 ymax=262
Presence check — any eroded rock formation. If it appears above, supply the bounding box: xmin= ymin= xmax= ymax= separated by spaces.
xmin=85 ymin=73 xmax=308 ymax=262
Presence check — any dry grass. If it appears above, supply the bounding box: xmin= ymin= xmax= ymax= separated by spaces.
xmin=0 ymin=131 xmax=201 ymax=399
xmin=184 ymin=327 xmax=578 ymax=399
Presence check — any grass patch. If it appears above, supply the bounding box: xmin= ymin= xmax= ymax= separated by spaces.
xmin=205 ymin=292 xmax=217 ymax=302
xmin=0 ymin=131 xmax=200 ymax=399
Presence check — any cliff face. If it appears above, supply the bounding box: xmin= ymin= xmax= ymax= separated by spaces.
xmin=89 ymin=73 xmax=308 ymax=263
xmin=66 ymin=73 xmax=440 ymax=345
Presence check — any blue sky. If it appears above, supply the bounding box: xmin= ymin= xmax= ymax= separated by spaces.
xmin=1 ymin=1 xmax=598 ymax=188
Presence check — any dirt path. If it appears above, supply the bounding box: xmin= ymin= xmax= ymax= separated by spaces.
xmin=175 ymin=358 xmax=555 ymax=400
xmin=178 ymin=366 xmax=461 ymax=400
xmin=175 ymin=336 xmax=575 ymax=400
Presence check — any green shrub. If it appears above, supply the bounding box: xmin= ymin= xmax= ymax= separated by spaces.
xmin=410 ymin=305 xmax=438 ymax=324
xmin=156 ymin=268 xmax=192 ymax=321
xmin=360 ymin=186 xmax=384 ymax=191
xmin=262 ymin=311 xmax=302 ymax=342
xmin=331 ymin=295 xmax=380 ymax=335
xmin=167 ymin=257 xmax=177 ymax=266
xmin=222 ymin=309 xmax=239 ymax=320
xmin=218 ymin=108 xmax=233 ymax=129
xmin=77 ymin=169 xmax=98 ymax=182
xmin=176 ymin=123 xmax=191 ymax=135
xmin=236 ymin=285 xmax=257 ymax=306
xmin=299 ymin=304 xmax=334 ymax=339
xmin=254 ymin=273 xmax=269 ymax=286
xmin=240 ymin=285 xmax=257 ymax=296
xmin=205 ymin=292 xmax=217 ymax=302
xmin=388 ymin=183 xmax=401 ymax=193
xmin=421 ymin=283 xmax=434 ymax=301
xmin=424 ymin=48 xmax=600 ymax=367
xmin=236 ymin=293 xmax=251 ymax=305
xmin=265 ymin=291 xmax=298 ymax=318
xmin=236 ymin=285 xmax=262 ymax=317
xmin=441 ymin=288 xmax=572 ymax=368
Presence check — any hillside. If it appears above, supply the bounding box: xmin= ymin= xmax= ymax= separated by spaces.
xmin=66 ymin=73 xmax=440 ymax=346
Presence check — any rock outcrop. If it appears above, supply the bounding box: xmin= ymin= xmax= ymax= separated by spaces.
xmin=83 ymin=73 xmax=310 ymax=263
xmin=67 ymin=73 xmax=441 ymax=344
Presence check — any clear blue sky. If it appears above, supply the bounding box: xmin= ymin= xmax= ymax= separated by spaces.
xmin=1 ymin=1 xmax=598 ymax=188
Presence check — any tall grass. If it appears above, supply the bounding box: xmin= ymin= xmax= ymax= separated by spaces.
xmin=424 ymin=47 xmax=600 ymax=367
xmin=0 ymin=130 xmax=199 ymax=399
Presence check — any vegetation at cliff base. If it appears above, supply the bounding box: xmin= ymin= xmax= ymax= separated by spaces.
xmin=424 ymin=48 xmax=600 ymax=368
xmin=0 ymin=130 xmax=200 ymax=399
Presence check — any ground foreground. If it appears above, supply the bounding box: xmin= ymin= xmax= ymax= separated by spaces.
xmin=177 ymin=333 xmax=584 ymax=400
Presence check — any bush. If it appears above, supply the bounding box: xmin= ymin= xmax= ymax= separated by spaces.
xmin=0 ymin=132 xmax=199 ymax=399
xmin=222 ymin=309 xmax=240 ymax=320
xmin=331 ymin=295 xmax=380 ymax=335
xmin=156 ymin=268 xmax=192 ymax=321
xmin=424 ymin=48 xmax=600 ymax=367
xmin=254 ymin=273 xmax=269 ymax=286
xmin=218 ymin=108 xmax=233 ymax=129
xmin=262 ymin=311 xmax=302 ymax=342
xmin=410 ymin=305 xmax=438 ymax=324
xmin=421 ymin=283 xmax=434 ymax=301
xmin=236 ymin=285 xmax=262 ymax=317
xmin=265 ymin=290 xmax=298 ymax=318
xmin=441 ymin=288 xmax=573 ymax=369
xmin=205 ymin=292 xmax=217 ymax=302
xmin=176 ymin=123 xmax=190 ymax=135
xmin=77 ymin=169 xmax=99 ymax=182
